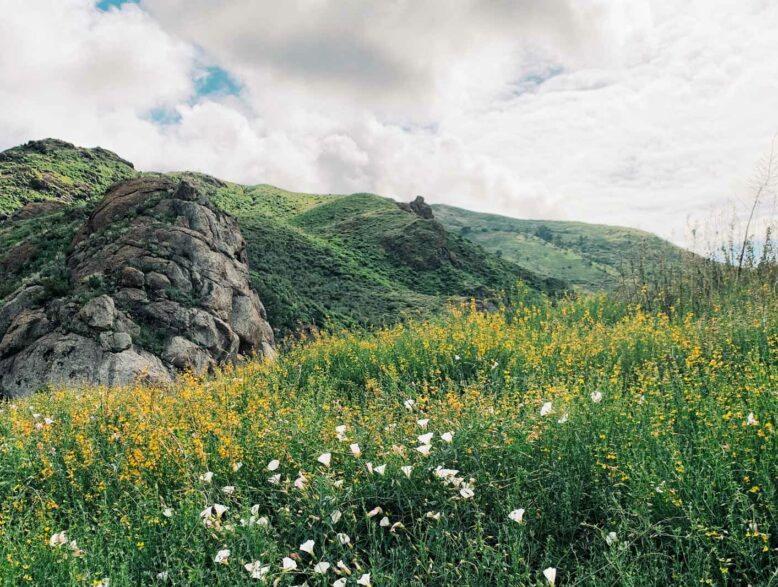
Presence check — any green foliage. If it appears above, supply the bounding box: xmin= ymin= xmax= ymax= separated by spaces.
xmin=0 ymin=285 xmax=775 ymax=585
xmin=433 ymin=204 xmax=686 ymax=292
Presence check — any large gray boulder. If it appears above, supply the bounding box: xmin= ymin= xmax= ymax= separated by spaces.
xmin=0 ymin=177 xmax=274 ymax=397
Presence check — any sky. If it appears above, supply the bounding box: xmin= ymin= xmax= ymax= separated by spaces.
xmin=1 ymin=0 xmax=777 ymax=246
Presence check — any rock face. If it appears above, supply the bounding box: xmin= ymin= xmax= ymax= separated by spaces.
xmin=0 ymin=177 xmax=274 ymax=397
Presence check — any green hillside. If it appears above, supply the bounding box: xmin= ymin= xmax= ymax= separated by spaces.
xmin=0 ymin=140 xmax=563 ymax=337
xmin=433 ymin=204 xmax=686 ymax=291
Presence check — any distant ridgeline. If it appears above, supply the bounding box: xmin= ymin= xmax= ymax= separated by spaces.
xmin=0 ymin=138 xmax=679 ymax=394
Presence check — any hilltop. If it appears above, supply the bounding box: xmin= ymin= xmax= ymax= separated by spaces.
xmin=433 ymin=204 xmax=686 ymax=291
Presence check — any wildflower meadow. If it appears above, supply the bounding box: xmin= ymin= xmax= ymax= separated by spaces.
xmin=0 ymin=286 xmax=775 ymax=585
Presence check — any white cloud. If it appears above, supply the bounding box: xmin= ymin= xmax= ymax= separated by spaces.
xmin=1 ymin=0 xmax=777 ymax=245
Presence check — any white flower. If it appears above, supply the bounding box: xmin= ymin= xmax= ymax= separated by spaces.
xmin=434 ymin=467 xmax=459 ymax=481
xmin=543 ymin=567 xmax=557 ymax=585
xmin=374 ymin=464 xmax=386 ymax=476
xmin=441 ymin=431 xmax=454 ymax=443
xmin=540 ymin=402 xmax=553 ymax=417
xmin=379 ymin=516 xmax=390 ymax=527
xmin=330 ymin=509 xmax=342 ymax=524
xmin=44 ymin=417 xmax=54 ymax=426
xmin=162 ymin=507 xmax=173 ymax=518
xmin=605 ymin=531 xmax=618 ymax=546
xmin=222 ymin=485 xmax=235 ymax=495
xmin=214 ymin=548 xmax=230 ymax=565
xmin=367 ymin=507 xmax=383 ymax=517
xmin=268 ymin=474 xmax=281 ymax=485
xmin=460 ymin=487 xmax=475 ymax=499
xmin=401 ymin=465 xmax=413 ymax=478
xmin=558 ymin=413 xmax=569 ymax=424
xmin=49 ymin=531 xmax=67 ymax=547
xmin=425 ymin=511 xmax=442 ymax=521
xmin=200 ymin=504 xmax=228 ymax=527
xmin=232 ymin=462 xmax=243 ymax=472
xmin=244 ymin=561 xmax=270 ymax=580
xmin=509 ymin=508 xmax=525 ymax=524
xmin=337 ymin=532 xmax=351 ymax=545
xmin=314 ymin=561 xmax=331 ymax=574
xmin=416 ymin=444 xmax=432 ymax=455
xmin=333 ymin=479 xmax=345 ymax=488
xmin=156 ymin=570 xmax=169 ymax=581
xmin=404 ymin=399 xmax=415 ymax=410
xmin=333 ymin=579 xmax=348 ymax=587
xmin=454 ymin=354 xmax=461 ymax=361
xmin=336 ymin=560 xmax=351 ymax=575
xmin=365 ymin=462 xmax=373 ymax=474
xmin=95 ymin=579 xmax=110 ymax=587
xmin=318 ymin=452 xmax=332 ymax=467
xmin=491 ymin=360 xmax=499 ymax=370
xmin=390 ymin=521 xmax=404 ymax=533
xmin=282 ymin=557 xmax=297 ymax=572
xmin=357 ymin=573 xmax=372 ymax=586
xmin=294 ymin=473 xmax=306 ymax=489
xmin=417 ymin=418 xmax=430 ymax=428
xmin=747 ymin=412 xmax=758 ymax=426
xmin=335 ymin=425 xmax=348 ymax=441
xmin=200 ymin=471 xmax=214 ymax=483
xmin=591 ymin=391 xmax=603 ymax=403
xmin=418 ymin=432 xmax=434 ymax=445
xmin=267 ymin=459 xmax=280 ymax=471
xmin=300 ymin=539 xmax=315 ymax=555
xmin=350 ymin=443 xmax=361 ymax=457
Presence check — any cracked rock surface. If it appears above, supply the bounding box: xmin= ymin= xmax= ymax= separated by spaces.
xmin=0 ymin=177 xmax=274 ymax=397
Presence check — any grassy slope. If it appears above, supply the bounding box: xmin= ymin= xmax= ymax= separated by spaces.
xmin=0 ymin=287 xmax=774 ymax=585
xmin=0 ymin=140 xmax=562 ymax=337
xmin=433 ymin=204 xmax=686 ymax=291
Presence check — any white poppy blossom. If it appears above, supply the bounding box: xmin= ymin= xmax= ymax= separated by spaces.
xmin=214 ymin=548 xmax=230 ymax=565
xmin=404 ymin=399 xmax=415 ymax=410
xmin=401 ymin=465 xmax=413 ymax=478
xmin=374 ymin=464 xmax=387 ymax=475
xmin=509 ymin=508 xmax=525 ymax=524
xmin=200 ymin=471 xmax=214 ymax=483
xmin=540 ymin=402 xmax=553 ymax=417
xmin=543 ymin=567 xmax=557 ymax=585
xmin=268 ymin=474 xmax=281 ymax=484
xmin=379 ymin=516 xmax=390 ymax=527
xmin=267 ymin=459 xmax=280 ymax=471
xmin=591 ymin=391 xmax=603 ymax=403
xmin=357 ymin=573 xmax=372 ymax=586
xmin=330 ymin=509 xmax=342 ymax=524
xmin=416 ymin=444 xmax=432 ymax=455
xmin=300 ymin=539 xmax=315 ymax=555
xmin=337 ymin=532 xmax=351 ymax=545
xmin=222 ymin=485 xmax=235 ymax=495
xmin=605 ymin=531 xmax=618 ymax=546
xmin=441 ymin=432 xmax=454 ymax=443
xmin=314 ymin=561 xmax=331 ymax=574
xmin=333 ymin=579 xmax=348 ymax=587
xmin=318 ymin=452 xmax=332 ymax=467
xmin=417 ymin=432 xmax=434 ymax=445
xmin=281 ymin=557 xmax=297 ymax=571
xmin=245 ymin=561 xmax=270 ymax=579
xmin=350 ymin=443 xmax=362 ymax=457
xmin=367 ymin=507 xmax=383 ymax=517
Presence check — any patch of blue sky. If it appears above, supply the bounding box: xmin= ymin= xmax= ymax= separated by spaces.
xmin=194 ymin=66 xmax=242 ymax=98
xmin=96 ymin=0 xmax=139 ymax=11
xmin=148 ymin=107 xmax=183 ymax=126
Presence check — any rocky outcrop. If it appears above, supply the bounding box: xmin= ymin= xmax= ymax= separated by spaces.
xmin=0 ymin=177 xmax=274 ymax=397
xmin=397 ymin=196 xmax=434 ymax=219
